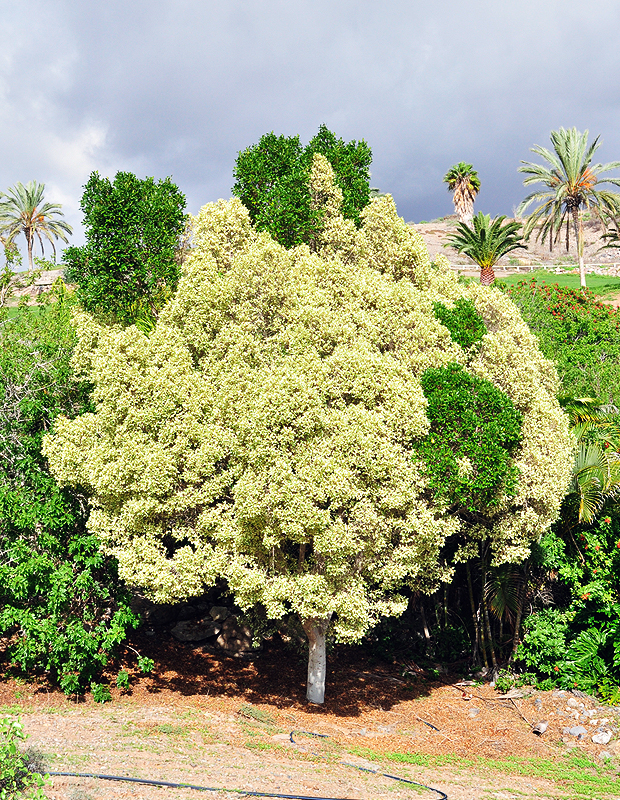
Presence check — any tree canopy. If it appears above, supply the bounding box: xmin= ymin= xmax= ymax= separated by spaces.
xmin=232 ymin=125 xmax=372 ymax=248
xmin=443 ymin=162 xmax=480 ymax=224
xmin=63 ymin=171 xmax=187 ymax=329
xmin=45 ymin=155 xmax=573 ymax=703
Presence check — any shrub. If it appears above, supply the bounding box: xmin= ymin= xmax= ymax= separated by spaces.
xmin=508 ymin=279 xmax=620 ymax=401
xmin=0 ymin=289 xmax=138 ymax=694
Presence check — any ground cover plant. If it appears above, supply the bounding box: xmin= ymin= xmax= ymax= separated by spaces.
xmin=44 ymin=154 xmax=573 ymax=704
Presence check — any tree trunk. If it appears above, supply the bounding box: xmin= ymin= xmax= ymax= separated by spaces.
xmin=480 ymin=265 xmax=495 ymax=286
xmin=27 ymin=230 xmax=34 ymax=272
xmin=466 ymin=561 xmax=482 ymax=665
xmin=572 ymin=209 xmax=586 ymax=288
xmin=302 ymin=615 xmax=332 ymax=704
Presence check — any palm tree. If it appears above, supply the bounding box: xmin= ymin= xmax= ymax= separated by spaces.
xmin=0 ymin=181 xmax=72 ymax=270
xmin=562 ymin=397 xmax=620 ymax=523
xmin=443 ymin=162 xmax=481 ymax=224
xmin=445 ymin=212 xmax=525 ymax=285
xmin=517 ymin=128 xmax=620 ymax=289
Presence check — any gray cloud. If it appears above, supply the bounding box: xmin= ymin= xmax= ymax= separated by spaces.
xmin=2 ymin=0 xmax=620 ymax=252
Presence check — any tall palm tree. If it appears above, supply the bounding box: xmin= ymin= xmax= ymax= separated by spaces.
xmin=0 ymin=181 xmax=72 ymax=270
xmin=443 ymin=162 xmax=481 ymax=224
xmin=517 ymin=128 xmax=620 ymax=289
xmin=445 ymin=212 xmax=525 ymax=285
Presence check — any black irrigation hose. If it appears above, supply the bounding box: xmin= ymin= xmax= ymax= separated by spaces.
xmin=46 ymin=730 xmax=448 ymax=800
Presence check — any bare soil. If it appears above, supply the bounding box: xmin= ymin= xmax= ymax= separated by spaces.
xmin=3 ymin=633 xmax=620 ymax=800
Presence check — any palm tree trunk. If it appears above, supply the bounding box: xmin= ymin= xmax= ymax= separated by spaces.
xmin=572 ymin=209 xmax=586 ymax=288
xmin=27 ymin=229 xmax=34 ymax=271
xmin=480 ymin=265 xmax=495 ymax=286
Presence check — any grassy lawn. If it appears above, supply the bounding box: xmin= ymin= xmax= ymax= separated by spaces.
xmin=352 ymin=746 xmax=620 ymax=800
xmin=497 ymin=268 xmax=620 ymax=299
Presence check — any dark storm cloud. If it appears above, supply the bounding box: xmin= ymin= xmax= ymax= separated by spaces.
xmin=2 ymin=0 xmax=620 ymax=247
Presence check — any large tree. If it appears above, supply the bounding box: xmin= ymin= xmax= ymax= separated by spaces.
xmin=517 ymin=127 xmax=620 ymax=289
xmin=45 ymin=155 xmax=573 ymax=704
xmin=232 ymin=125 xmax=372 ymax=248
xmin=443 ymin=162 xmax=480 ymax=224
xmin=445 ymin=212 xmax=525 ymax=285
xmin=63 ymin=172 xmax=186 ymax=329
xmin=0 ymin=181 xmax=72 ymax=270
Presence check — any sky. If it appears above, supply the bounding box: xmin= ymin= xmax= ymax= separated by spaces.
xmin=3 ymin=0 xmax=620 ymax=252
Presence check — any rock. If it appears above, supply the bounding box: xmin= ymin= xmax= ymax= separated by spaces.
xmin=552 ymin=690 xmax=567 ymax=697
xmin=171 ymin=618 xmax=222 ymax=642
xmin=176 ymin=604 xmax=200 ymax=622
xmin=532 ymin=721 xmax=548 ymax=735
xmin=567 ymin=726 xmax=588 ymax=737
xmin=468 ymin=708 xmax=481 ymax=718
xmin=210 ymin=606 xmax=231 ymax=622
xmin=599 ymin=751 xmax=613 ymax=760
xmin=592 ymin=731 xmax=613 ymax=745
xmin=215 ymin=615 xmax=253 ymax=654
xmin=567 ymin=698 xmax=579 ymax=708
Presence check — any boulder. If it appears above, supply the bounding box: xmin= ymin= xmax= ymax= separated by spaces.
xmin=210 ymin=606 xmax=231 ymax=622
xmin=171 ymin=618 xmax=222 ymax=642
xmin=592 ymin=731 xmax=613 ymax=745
xmin=215 ymin=615 xmax=253 ymax=655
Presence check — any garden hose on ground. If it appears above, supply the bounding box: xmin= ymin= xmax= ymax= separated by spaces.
xmin=46 ymin=730 xmax=448 ymax=800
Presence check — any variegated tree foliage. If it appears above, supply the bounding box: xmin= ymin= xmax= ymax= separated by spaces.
xmin=44 ymin=154 xmax=573 ymax=702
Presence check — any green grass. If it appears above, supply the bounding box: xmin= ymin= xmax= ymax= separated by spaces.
xmin=350 ymin=746 xmax=620 ymax=800
xmin=497 ymin=268 xmax=620 ymax=299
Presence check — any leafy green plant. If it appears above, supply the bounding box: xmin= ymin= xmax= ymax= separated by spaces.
xmin=90 ymin=683 xmax=112 ymax=704
xmin=136 ymin=656 xmax=155 ymax=674
xmin=433 ymin=298 xmax=486 ymax=350
xmin=116 ymin=669 xmax=130 ymax=691
xmin=494 ymin=669 xmax=515 ymax=694
xmin=0 ymin=717 xmax=48 ymax=799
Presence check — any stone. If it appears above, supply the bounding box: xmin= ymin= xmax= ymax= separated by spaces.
xmin=468 ymin=708 xmax=481 ymax=718
xmin=210 ymin=606 xmax=231 ymax=622
xmin=599 ymin=751 xmax=613 ymax=760
xmin=532 ymin=721 xmax=548 ymax=735
xmin=171 ymin=618 xmax=221 ymax=642
xmin=592 ymin=731 xmax=613 ymax=745
xmin=215 ymin=615 xmax=253 ymax=654
xmin=567 ymin=726 xmax=588 ymax=737
xmin=567 ymin=698 xmax=579 ymax=708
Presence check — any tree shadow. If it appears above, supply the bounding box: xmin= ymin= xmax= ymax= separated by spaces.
xmin=126 ymin=629 xmax=438 ymax=717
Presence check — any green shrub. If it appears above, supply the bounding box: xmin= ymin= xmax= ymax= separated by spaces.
xmin=508 ymin=278 xmax=620 ymax=401
xmin=0 ymin=290 xmax=138 ymax=695
xmin=416 ymin=363 xmax=522 ymax=512
xmin=433 ymin=298 xmax=486 ymax=350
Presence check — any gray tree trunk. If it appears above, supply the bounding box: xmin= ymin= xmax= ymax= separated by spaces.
xmin=302 ymin=615 xmax=332 ymax=704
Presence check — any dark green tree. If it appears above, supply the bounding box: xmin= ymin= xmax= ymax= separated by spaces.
xmin=63 ymin=171 xmax=186 ymax=329
xmin=232 ymin=124 xmax=372 ymax=248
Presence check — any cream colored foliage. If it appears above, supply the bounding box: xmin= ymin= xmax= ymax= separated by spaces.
xmin=44 ymin=169 xmax=573 ymax=641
